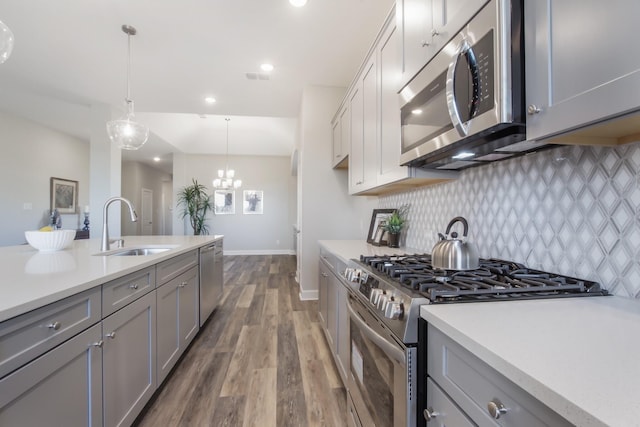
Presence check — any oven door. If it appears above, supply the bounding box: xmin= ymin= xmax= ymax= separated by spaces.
xmin=347 ymin=294 xmax=416 ymax=427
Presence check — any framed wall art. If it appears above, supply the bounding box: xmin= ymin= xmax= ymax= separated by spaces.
xmin=243 ymin=190 xmax=263 ymax=214
xmin=214 ymin=190 xmax=235 ymax=214
xmin=50 ymin=177 xmax=78 ymax=214
xmin=367 ymin=208 xmax=395 ymax=246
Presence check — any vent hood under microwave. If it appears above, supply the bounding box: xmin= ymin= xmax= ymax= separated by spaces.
xmin=399 ymin=0 xmax=549 ymax=171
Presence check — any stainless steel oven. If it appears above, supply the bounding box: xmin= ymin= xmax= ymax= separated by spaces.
xmin=346 ymin=293 xmax=416 ymax=427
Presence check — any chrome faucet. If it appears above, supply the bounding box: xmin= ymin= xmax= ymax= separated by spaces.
xmin=101 ymin=197 xmax=138 ymax=252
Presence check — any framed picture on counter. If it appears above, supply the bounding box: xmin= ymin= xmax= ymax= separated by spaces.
xmin=50 ymin=177 xmax=78 ymax=214
xmin=367 ymin=209 xmax=394 ymax=246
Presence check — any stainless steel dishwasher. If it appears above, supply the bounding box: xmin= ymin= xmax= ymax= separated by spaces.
xmin=199 ymin=240 xmax=223 ymax=326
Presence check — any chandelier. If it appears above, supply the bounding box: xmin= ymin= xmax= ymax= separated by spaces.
xmin=106 ymin=25 xmax=149 ymax=150
xmin=213 ymin=118 xmax=242 ymax=189
xmin=0 ymin=20 xmax=14 ymax=64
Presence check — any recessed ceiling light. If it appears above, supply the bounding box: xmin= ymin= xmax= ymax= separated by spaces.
xmin=153 ymin=157 xmax=161 ymax=162
xmin=411 ymin=109 xmax=423 ymax=115
xmin=260 ymin=63 xmax=274 ymax=72
xmin=289 ymin=0 xmax=307 ymax=7
xmin=204 ymin=96 xmax=216 ymax=104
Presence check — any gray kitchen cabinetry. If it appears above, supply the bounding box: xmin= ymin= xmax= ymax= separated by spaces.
xmin=318 ymin=250 xmax=350 ymax=384
xmin=525 ymin=1 xmax=640 ymax=144
xmin=397 ymin=0 xmax=487 ymax=90
xmin=345 ymin=7 xmax=458 ymax=196
xmin=156 ymin=265 xmax=200 ymax=385
xmin=0 ymin=322 xmax=103 ymax=426
xmin=102 ymin=290 xmax=156 ymax=427
xmin=427 ymin=324 xmax=572 ymax=426
xmin=331 ymin=104 xmax=349 ymax=169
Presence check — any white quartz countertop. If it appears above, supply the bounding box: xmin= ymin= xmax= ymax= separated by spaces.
xmin=318 ymin=239 xmax=421 ymax=265
xmin=0 ymin=235 xmax=222 ymax=322
xmin=421 ymin=297 xmax=640 ymax=427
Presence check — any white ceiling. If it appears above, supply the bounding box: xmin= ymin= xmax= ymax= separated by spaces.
xmin=0 ymin=0 xmax=394 ymax=173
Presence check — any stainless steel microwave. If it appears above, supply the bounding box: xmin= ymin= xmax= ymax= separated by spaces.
xmin=399 ymin=0 xmax=545 ymax=170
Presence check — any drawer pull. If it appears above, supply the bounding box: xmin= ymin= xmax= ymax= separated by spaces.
xmin=129 ymin=283 xmax=139 ymax=290
xmin=178 ymin=281 xmax=187 ymax=288
xmin=423 ymin=407 xmax=438 ymax=422
xmin=47 ymin=321 xmax=62 ymax=331
xmin=488 ymin=399 xmax=508 ymax=419
xmin=92 ymin=340 xmax=104 ymax=348
xmin=106 ymin=332 xmax=117 ymax=339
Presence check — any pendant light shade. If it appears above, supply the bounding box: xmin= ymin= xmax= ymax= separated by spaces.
xmin=106 ymin=25 xmax=149 ymax=150
xmin=0 ymin=20 xmax=15 ymax=64
xmin=213 ymin=118 xmax=242 ymax=189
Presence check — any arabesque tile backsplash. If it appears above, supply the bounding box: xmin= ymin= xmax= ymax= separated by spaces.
xmin=379 ymin=142 xmax=640 ymax=298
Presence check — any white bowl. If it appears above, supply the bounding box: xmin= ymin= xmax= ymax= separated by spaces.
xmin=25 ymin=230 xmax=76 ymax=252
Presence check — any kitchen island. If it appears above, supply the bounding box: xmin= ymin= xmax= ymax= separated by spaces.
xmin=0 ymin=235 xmax=222 ymax=427
xmin=0 ymin=235 xmax=221 ymax=322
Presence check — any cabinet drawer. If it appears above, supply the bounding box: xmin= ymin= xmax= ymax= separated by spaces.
xmin=425 ymin=378 xmax=475 ymax=426
xmin=102 ymin=267 xmax=156 ymax=317
xmin=156 ymin=250 xmax=198 ymax=286
xmin=428 ymin=324 xmax=572 ymax=426
xmin=0 ymin=287 xmax=101 ymax=379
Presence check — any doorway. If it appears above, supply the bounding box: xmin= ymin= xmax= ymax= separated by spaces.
xmin=141 ymin=188 xmax=153 ymax=235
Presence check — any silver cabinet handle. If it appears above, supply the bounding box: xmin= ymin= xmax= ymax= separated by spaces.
xmin=488 ymin=399 xmax=508 ymax=419
xmin=178 ymin=281 xmax=187 ymax=288
xmin=92 ymin=340 xmax=104 ymax=348
xmin=47 ymin=321 xmax=61 ymax=330
xmin=106 ymin=332 xmax=116 ymax=339
xmin=129 ymin=283 xmax=139 ymax=290
xmin=321 ymin=272 xmax=328 ymax=278
xmin=421 ymin=39 xmax=430 ymax=47
xmin=527 ymin=104 xmax=541 ymax=115
xmin=431 ymin=29 xmax=440 ymax=37
xmin=423 ymin=407 xmax=438 ymax=422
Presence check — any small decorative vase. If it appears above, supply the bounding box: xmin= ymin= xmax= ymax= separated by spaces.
xmin=387 ymin=232 xmax=400 ymax=248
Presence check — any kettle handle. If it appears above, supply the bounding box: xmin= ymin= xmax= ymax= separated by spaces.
xmin=445 ymin=216 xmax=469 ymax=238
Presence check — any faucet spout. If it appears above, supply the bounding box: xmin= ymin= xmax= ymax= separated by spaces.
xmin=101 ymin=197 xmax=138 ymax=252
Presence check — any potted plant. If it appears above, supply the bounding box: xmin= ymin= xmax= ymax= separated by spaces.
xmin=177 ymin=179 xmax=213 ymax=235
xmin=384 ymin=205 xmax=409 ymax=248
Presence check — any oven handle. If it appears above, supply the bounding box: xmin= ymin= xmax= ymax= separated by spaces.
xmin=347 ymin=299 xmax=406 ymax=365
xmin=446 ymin=38 xmax=478 ymax=137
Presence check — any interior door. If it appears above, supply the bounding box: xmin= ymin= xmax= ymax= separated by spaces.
xmin=141 ymin=188 xmax=153 ymax=235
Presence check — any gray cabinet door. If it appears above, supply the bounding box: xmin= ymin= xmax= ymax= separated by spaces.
xmin=157 ymin=266 xmax=199 ymax=385
xmin=0 ymin=323 xmax=103 ymax=427
xmin=318 ymin=259 xmax=330 ymax=328
xmin=103 ymin=291 xmax=156 ymax=427
xmin=525 ymin=0 xmax=640 ymax=141
xmin=335 ymin=277 xmax=350 ymax=383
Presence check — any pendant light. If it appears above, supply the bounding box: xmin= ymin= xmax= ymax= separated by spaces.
xmin=213 ymin=118 xmax=242 ymax=189
xmin=0 ymin=20 xmax=15 ymax=64
xmin=106 ymin=25 xmax=149 ymax=150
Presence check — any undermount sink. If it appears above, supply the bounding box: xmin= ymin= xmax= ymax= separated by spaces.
xmin=95 ymin=245 xmax=178 ymax=257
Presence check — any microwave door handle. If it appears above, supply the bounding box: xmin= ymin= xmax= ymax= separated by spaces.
xmin=446 ymin=39 xmax=473 ymax=136
xmin=347 ymin=300 xmax=406 ymax=365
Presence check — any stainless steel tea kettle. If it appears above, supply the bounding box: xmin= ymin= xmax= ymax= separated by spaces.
xmin=432 ymin=216 xmax=479 ymax=270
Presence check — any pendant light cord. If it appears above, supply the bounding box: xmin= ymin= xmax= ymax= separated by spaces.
xmin=126 ymin=32 xmax=131 ymax=102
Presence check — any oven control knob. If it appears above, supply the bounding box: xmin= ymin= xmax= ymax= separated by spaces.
xmin=385 ymin=302 xmax=404 ymax=320
xmin=377 ymin=293 xmax=389 ymax=311
xmin=370 ymin=289 xmax=383 ymax=305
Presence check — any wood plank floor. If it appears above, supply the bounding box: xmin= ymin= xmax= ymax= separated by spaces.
xmin=134 ymin=255 xmax=347 ymax=427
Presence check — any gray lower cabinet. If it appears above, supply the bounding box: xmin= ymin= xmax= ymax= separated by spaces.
xmin=102 ymin=291 xmax=156 ymax=427
xmin=427 ymin=324 xmax=572 ymax=426
xmin=156 ymin=266 xmax=199 ymax=384
xmin=318 ymin=258 xmax=329 ymax=329
xmin=0 ymin=323 xmax=103 ymax=426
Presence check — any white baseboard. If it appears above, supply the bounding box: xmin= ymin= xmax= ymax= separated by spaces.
xmin=223 ymin=249 xmax=296 ymax=256
xmin=299 ymin=288 xmax=318 ymax=301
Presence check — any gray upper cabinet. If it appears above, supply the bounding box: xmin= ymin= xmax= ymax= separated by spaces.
xmin=525 ymin=1 xmax=640 ymax=144
xmin=0 ymin=323 xmax=103 ymax=427
xmin=397 ymin=0 xmax=488 ymax=90
xmin=102 ymin=291 xmax=156 ymax=427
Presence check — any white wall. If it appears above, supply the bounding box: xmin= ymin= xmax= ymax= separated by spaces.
xmin=172 ymin=153 xmax=296 ymax=253
xmin=297 ymin=85 xmax=377 ymax=299
xmin=0 ymin=111 xmax=89 ymax=246
xmin=121 ymin=161 xmax=173 ymax=236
